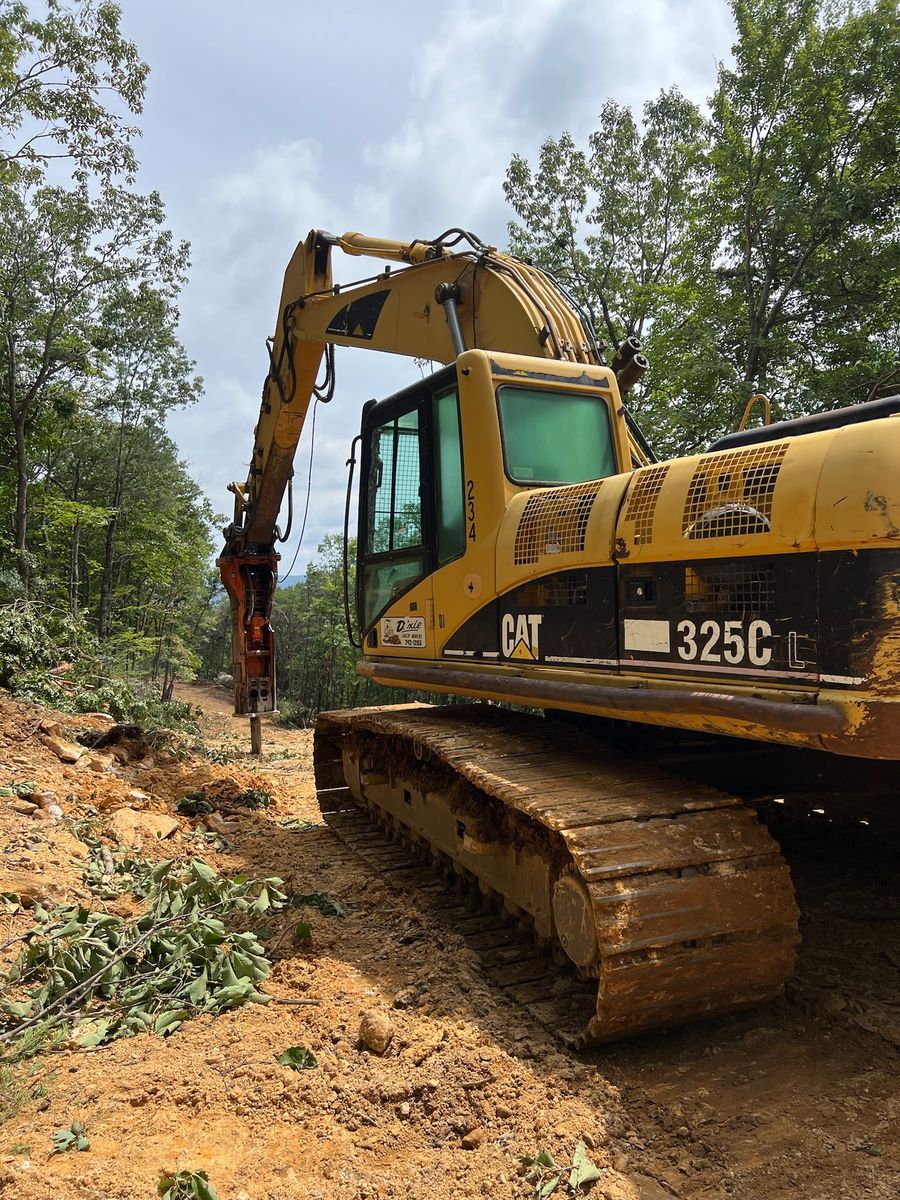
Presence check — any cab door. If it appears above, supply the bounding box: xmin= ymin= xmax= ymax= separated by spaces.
xmin=357 ymin=365 xmax=465 ymax=656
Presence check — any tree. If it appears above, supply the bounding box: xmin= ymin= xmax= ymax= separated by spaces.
xmin=0 ymin=0 xmax=146 ymax=180
xmin=711 ymin=0 xmax=900 ymax=413
xmin=504 ymin=0 xmax=900 ymax=449
xmin=91 ymin=280 xmax=202 ymax=637
xmin=0 ymin=5 xmax=214 ymax=711
xmin=0 ymin=179 xmax=191 ymax=588
xmin=505 ymin=90 xmax=727 ymax=455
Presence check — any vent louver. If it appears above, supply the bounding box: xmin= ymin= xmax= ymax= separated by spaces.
xmin=514 ymin=482 xmax=602 ymax=566
xmin=622 ymin=465 xmax=670 ymax=545
xmin=682 ymin=443 xmax=788 ymax=539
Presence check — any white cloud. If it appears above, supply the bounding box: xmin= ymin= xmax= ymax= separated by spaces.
xmin=139 ymin=0 xmax=735 ymax=577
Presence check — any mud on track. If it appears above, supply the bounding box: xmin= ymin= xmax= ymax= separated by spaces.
xmin=0 ymin=682 xmax=897 ymax=1200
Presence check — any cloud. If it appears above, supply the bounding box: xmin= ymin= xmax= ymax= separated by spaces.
xmin=356 ymin=0 xmax=732 ymax=242
xmin=147 ymin=0 xmax=735 ymax=577
xmin=167 ymin=135 xmax=363 ymax=561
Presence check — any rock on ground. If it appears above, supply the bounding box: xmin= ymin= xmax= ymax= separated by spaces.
xmin=108 ymin=808 xmax=180 ymax=845
xmin=359 ymin=1008 xmax=393 ymax=1054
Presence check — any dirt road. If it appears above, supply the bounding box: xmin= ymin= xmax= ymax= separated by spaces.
xmin=1 ymin=683 xmax=897 ymax=1199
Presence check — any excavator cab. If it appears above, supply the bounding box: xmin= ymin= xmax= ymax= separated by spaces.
xmin=356 ymin=350 xmax=630 ymax=656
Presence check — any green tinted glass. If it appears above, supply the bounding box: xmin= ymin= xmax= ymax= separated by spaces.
xmin=433 ymin=388 xmax=465 ymax=564
xmin=367 ymin=409 xmax=422 ymax=554
xmin=363 ymin=556 xmax=424 ymax=626
xmin=497 ymin=386 xmax=616 ymax=484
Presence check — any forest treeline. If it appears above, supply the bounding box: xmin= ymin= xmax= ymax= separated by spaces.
xmin=0 ymin=1 xmax=216 ymax=723
xmin=1 ymin=0 xmax=898 ymax=727
xmin=506 ymin=0 xmax=899 ymax=457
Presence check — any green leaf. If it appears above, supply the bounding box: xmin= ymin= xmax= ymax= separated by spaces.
xmin=49 ymin=1122 xmax=89 ymax=1156
xmin=294 ymin=920 xmax=312 ymax=944
xmin=158 ymin=1169 xmax=220 ymax=1200
xmin=186 ymin=969 xmax=208 ymax=1004
xmin=49 ymin=1129 xmax=74 ymax=1156
xmin=3 ymin=1000 xmax=32 ymax=1018
xmin=193 ymin=1176 xmax=220 ymax=1200
xmin=275 ymin=1046 xmax=317 ymax=1070
xmin=568 ymin=1141 xmax=601 ymax=1190
xmin=154 ymin=1009 xmax=188 ymax=1036
xmin=75 ymin=1019 xmax=113 ymax=1047
xmin=190 ymin=859 xmax=217 ymax=883
xmin=212 ymin=982 xmax=253 ymax=1007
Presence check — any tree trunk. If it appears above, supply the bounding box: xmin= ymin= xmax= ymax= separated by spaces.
xmin=68 ymin=463 xmax=82 ymax=615
xmin=97 ymin=506 xmax=119 ymax=637
xmin=98 ymin=416 xmax=127 ymax=638
xmin=12 ymin=410 xmax=29 ymax=591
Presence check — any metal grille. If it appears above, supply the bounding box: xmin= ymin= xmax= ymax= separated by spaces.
xmin=515 ymin=572 xmax=589 ymax=607
xmin=392 ymin=427 xmax=421 ymax=549
xmin=622 ymin=464 xmax=670 ymax=545
xmin=513 ymin=482 xmax=601 ymax=566
xmin=370 ymin=421 xmax=421 ymax=553
xmin=682 ymin=443 xmax=788 ymax=539
xmin=685 ymin=560 xmax=775 ymax=613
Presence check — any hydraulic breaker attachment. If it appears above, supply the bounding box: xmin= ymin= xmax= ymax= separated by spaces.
xmin=218 ymin=552 xmax=279 ymax=715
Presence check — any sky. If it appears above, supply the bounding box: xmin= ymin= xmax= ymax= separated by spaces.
xmin=118 ymin=0 xmax=736 ymax=578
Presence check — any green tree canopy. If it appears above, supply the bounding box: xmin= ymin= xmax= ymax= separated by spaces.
xmin=504 ymin=0 xmax=900 ymax=452
xmin=711 ymin=0 xmax=900 ymax=412
xmin=0 ymin=0 xmax=146 ymax=180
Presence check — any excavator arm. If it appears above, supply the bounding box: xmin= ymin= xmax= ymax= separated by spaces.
xmin=218 ymin=227 xmax=649 ymax=715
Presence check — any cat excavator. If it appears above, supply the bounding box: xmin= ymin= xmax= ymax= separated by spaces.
xmin=219 ymin=226 xmax=900 ymax=1044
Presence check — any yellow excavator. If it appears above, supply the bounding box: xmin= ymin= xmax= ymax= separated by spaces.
xmin=219 ymin=227 xmax=899 ymax=1044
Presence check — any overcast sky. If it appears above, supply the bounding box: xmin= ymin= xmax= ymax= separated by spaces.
xmin=119 ymin=0 xmax=735 ymax=578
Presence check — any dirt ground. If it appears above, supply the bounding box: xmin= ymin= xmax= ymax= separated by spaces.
xmin=0 ymin=682 xmax=897 ymax=1200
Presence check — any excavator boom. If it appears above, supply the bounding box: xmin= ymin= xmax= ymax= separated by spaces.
xmin=218 ymin=227 xmax=646 ymax=714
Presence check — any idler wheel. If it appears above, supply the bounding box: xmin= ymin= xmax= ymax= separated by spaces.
xmin=552 ymin=871 xmax=599 ymax=969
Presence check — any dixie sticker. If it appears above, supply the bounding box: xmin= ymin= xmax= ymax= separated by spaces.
xmin=380 ymin=616 xmax=426 ymax=648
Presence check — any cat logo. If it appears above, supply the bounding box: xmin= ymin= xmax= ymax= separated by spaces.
xmin=501 ymin=613 xmax=543 ymax=660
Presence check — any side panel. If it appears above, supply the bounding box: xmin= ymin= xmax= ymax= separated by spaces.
xmin=440 ymin=548 xmax=898 ymax=691
xmin=618 ymin=554 xmax=817 ymax=685
xmin=443 ymin=568 xmax=618 ymax=666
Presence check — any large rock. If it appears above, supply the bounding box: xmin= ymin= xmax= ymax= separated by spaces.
xmin=87 ymin=754 xmax=116 ymax=774
xmin=41 ymin=735 xmax=84 ymax=763
xmin=358 ymin=1008 xmax=393 ymax=1054
xmin=108 ymin=808 xmax=179 ymax=846
xmin=10 ymin=798 xmax=39 ymax=817
xmin=0 ymin=870 xmax=69 ymax=907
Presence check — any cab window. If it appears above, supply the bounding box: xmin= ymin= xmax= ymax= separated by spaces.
xmin=497 ymin=385 xmax=617 ymax=484
xmin=433 ymin=387 xmax=465 ymax=564
xmin=362 ymin=406 xmax=424 ymax=627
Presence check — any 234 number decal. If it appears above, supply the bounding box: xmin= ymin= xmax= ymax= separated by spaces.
xmin=676 ymin=618 xmax=773 ymax=667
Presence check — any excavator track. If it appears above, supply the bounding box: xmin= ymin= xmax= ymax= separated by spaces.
xmin=314 ymin=704 xmax=800 ymax=1045
xmin=319 ymin=802 xmax=598 ymax=1044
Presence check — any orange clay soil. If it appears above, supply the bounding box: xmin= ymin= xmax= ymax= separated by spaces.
xmin=0 ymin=682 xmax=897 ymax=1200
